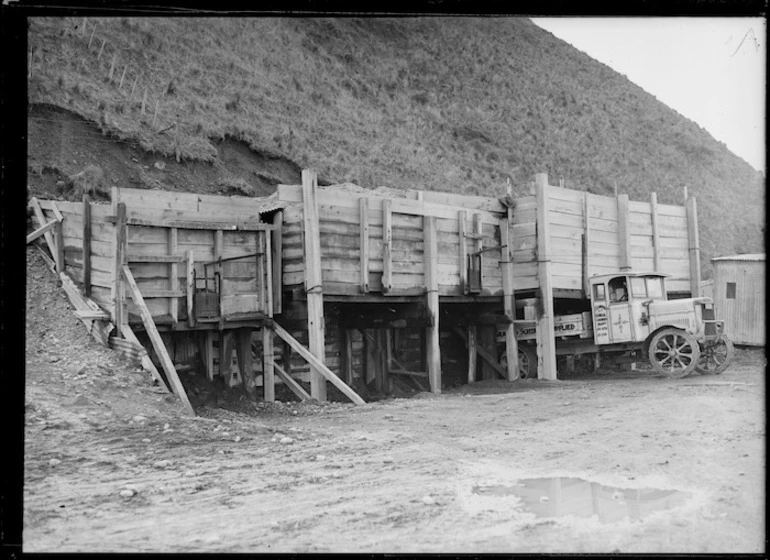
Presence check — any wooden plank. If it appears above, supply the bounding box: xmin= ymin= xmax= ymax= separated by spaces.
xmin=650 ymin=192 xmax=661 ymax=273
xmin=49 ymin=201 xmax=65 ymax=223
xmin=424 ymin=215 xmax=441 ymax=393
xmin=139 ymin=289 xmax=185 ymax=298
xmin=119 ymin=323 xmax=170 ymax=391
xmin=272 ymin=210 xmax=283 ymax=315
xmin=122 ymin=265 xmax=195 ymax=415
xmin=82 ymin=196 xmax=92 ymax=297
xmin=453 ymin=327 xmax=506 ymax=379
xmin=29 ymin=198 xmax=59 ymax=260
xmin=382 ymin=199 xmax=393 ymax=294
xmin=168 ymin=227 xmax=178 ymax=324
xmin=127 ymin=254 xmax=186 ymax=263
xmin=265 ymin=229 xmax=273 ymax=317
xmin=535 ymin=173 xmax=557 ymax=381
xmin=458 ymin=210 xmax=467 ymax=294
xmin=686 ymin=195 xmax=700 ymax=296
xmin=582 ymin=192 xmax=590 ymax=295
xmin=123 ymin=216 xmax=276 ymax=231
xmin=235 ymin=328 xmax=256 ymax=396
xmin=359 ymin=197 xmax=370 ymax=293
xmin=302 ymin=169 xmax=327 ymax=401
xmin=500 ymin=213 xmax=519 ymax=380
xmin=74 ymin=309 xmax=110 ymax=320
xmin=271 ymin=321 xmax=365 ymax=405
xmin=52 ymin=219 xmax=66 ymax=274
xmin=467 ymin=324 xmax=477 ymax=383
xmin=111 ymin=203 xmax=126 ymax=326
xmin=273 ymin=362 xmax=311 ymax=401
xmin=26 ymin=219 xmax=57 ymax=244
xmin=617 ymin=193 xmax=631 ymax=270
xmin=186 ymin=250 xmax=195 ymax=327
xmin=59 ymin=270 xmax=112 ymax=347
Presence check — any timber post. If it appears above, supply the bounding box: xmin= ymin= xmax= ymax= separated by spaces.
xmin=82 ymin=195 xmax=92 ymax=297
xmin=302 ymin=169 xmax=327 ymax=401
xmin=535 ymin=173 xmax=557 ymax=381
xmin=617 ymin=193 xmax=631 ymax=271
xmin=500 ymin=209 xmax=520 ymax=380
xmin=685 ymin=191 xmax=701 ymax=297
xmin=423 ymin=215 xmax=441 ymax=393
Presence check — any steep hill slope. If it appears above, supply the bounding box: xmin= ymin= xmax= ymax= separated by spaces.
xmin=27 ymin=17 xmax=764 ymax=271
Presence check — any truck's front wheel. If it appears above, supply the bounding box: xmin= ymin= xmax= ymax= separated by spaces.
xmin=648 ymin=328 xmax=701 ymax=378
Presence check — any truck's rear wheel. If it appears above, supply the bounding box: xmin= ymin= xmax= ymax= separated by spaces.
xmin=518 ymin=345 xmax=538 ymax=378
xmin=695 ymin=334 xmax=734 ymax=375
xmin=648 ymin=328 xmax=701 ymax=378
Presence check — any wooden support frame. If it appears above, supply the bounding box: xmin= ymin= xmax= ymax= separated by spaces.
xmin=198 ymin=330 xmax=215 ymax=381
xmin=617 ymin=193 xmax=631 ymax=271
xmin=582 ymin=191 xmax=591 ymax=295
xmin=120 ymin=323 xmax=170 ymax=392
xmin=302 ymin=169 xmax=327 ymax=401
xmin=272 ymin=210 xmax=283 ymax=315
xmin=340 ymin=325 xmax=354 ymax=384
xmin=423 ymin=215 xmax=441 ymax=393
xmin=499 ymin=213 xmax=519 ymax=380
xmin=53 ymin=220 xmax=66 ymax=274
xmin=112 ymin=202 xmax=127 ymax=326
xmin=235 ymin=328 xmax=256 ymax=397
xmin=535 ymin=173 xmax=557 ymax=381
xmin=29 ymin=197 xmax=57 ymax=258
xmin=650 ymin=192 xmax=661 ymax=273
xmin=59 ymin=270 xmax=112 ymax=348
xmin=271 ymin=321 xmax=365 ymax=405
xmin=168 ymin=227 xmax=178 ymax=325
xmin=26 ymin=220 xmax=57 ymax=245
xmin=262 ymin=325 xmax=275 ymax=402
xmin=264 ymin=229 xmax=274 ymax=318
xmin=453 ymin=327 xmax=507 ymax=379
xmin=122 ymin=264 xmax=195 ymax=415
xmin=685 ymin=194 xmax=701 ymax=296
xmin=467 ymin=325 xmax=477 ymax=384
xmin=382 ymin=199 xmax=393 ymax=294
xmin=186 ymin=250 xmax=195 ymax=328
xmin=359 ymin=197 xmax=370 ymax=293
xmin=274 ymin=362 xmax=311 ymax=401
xmin=82 ymin=195 xmax=92 ymax=297
xmin=458 ymin=210 xmax=467 ymax=294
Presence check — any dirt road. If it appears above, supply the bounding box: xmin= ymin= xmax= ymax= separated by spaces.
xmin=23 ymin=248 xmax=765 ymax=553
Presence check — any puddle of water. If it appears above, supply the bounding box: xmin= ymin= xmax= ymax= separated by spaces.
xmin=471 ymin=477 xmax=691 ymax=523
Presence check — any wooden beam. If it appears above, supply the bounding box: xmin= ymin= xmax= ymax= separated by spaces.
xmin=271 ymin=210 xmax=283 ymax=315
xmin=168 ymin=227 xmax=178 ymax=325
xmin=264 ymin=229 xmax=273 ymax=318
xmin=119 ymin=323 xmax=170 ymax=392
xmin=500 ymin=213 xmax=519 ymax=380
xmin=127 ymin=254 xmax=186 ymax=263
xmin=382 ymin=199 xmax=393 ymax=294
xmin=341 ymin=326 xmax=354 ymax=384
xmin=198 ymin=330 xmax=215 ymax=381
xmin=118 ymin=216 xmax=276 ymax=231
xmin=29 ymin=197 xmax=57 ymax=258
xmin=186 ymin=250 xmax=195 ymax=328
xmin=582 ymin=191 xmax=590 ymax=295
xmin=263 ymin=325 xmax=275 ymax=402
xmin=617 ymin=193 xmax=631 ymax=271
xmin=424 ymin=215 xmax=441 ymax=393
xmin=26 ymin=220 xmax=56 ymax=245
xmin=49 ymin=201 xmax=64 ymax=223
xmin=122 ymin=265 xmax=195 ymax=415
xmin=59 ymin=270 xmax=112 ymax=348
xmin=302 ymin=169 xmax=327 ymax=401
xmin=74 ymin=309 xmax=110 ymax=320
xmin=139 ymin=289 xmax=185 ymax=298
xmin=359 ymin=197 xmax=370 ymax=293
xmin=458 ymin=210 xmax=467 ymax=294
xmin=112 ymin=202 xmax=127 ymax=326
xmin=271 ymin=321 xmax=366 ymax=405
xmin=686 ymin=195 xmax=701 ymax=296
xmin=273 ymin=362 xmax=311 ymax=402
xmin=235 ymin=328 xmax=256 ymax=398
xmin=52 ymin=220 xmax=65 ymax=274
xmin=535 ymin=173 xmax=557 ymax=381
xmin=453 ymin=327 xmax=507 ymax=379
xmin=82 ymin=195 xmax=92 ymax=297
xmin=467 ymin=324 xmax=477 ymax=384
xmin=650 ymin=192 xmax=661 ymax=273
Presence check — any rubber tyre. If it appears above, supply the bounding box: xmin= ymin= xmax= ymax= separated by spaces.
xmin=518 ymin=344 xmax=538 ymax=379
xmin=695 ymin=334 xmax=735 ymax=375
xmin=648 ymin=328 xmax=701 ymax=378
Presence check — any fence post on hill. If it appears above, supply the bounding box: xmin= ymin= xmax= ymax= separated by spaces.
xmin=141 ymin=88 xmax=147 ymax=114
xmin=301 ymin=169 xmax=327 ymax=402
xmin=88 ymin=26 xmax=96 ymax=49
xmin=108 ymin=53 xmax=117 ymax=82
xmin=119 ymin=66 xmax=127 ymax=89
xmin=98 ymin=39 xmax=106 ymax=60
xmin=535 ymin=173 xmax=557 ymax=381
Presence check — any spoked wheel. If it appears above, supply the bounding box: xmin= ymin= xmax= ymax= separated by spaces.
xmin=695 ymin=334 xmax=734 ymax=375
xmin=648 ymin=328 xmax=701 ymax=378
xmin=500 ymin=344 xmax=538 ymax=378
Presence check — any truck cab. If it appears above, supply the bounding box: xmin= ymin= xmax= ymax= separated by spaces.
xmin=589 ymin=272 xmax=668 ymax=345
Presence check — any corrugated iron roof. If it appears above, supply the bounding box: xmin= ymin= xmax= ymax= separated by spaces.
xmin=711 ymin=253 xmax=765 ymax=262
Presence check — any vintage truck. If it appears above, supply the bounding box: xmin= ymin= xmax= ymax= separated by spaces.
xmin=500 ymin=272 xmax=734 ymax=379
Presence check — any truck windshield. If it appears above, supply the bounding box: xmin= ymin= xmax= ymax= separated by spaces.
xmin=630 ymin=277 xmax=647 ymax=298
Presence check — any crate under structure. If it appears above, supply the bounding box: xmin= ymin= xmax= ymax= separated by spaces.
xmin=30 ymin=169 xmax=702 ymax=406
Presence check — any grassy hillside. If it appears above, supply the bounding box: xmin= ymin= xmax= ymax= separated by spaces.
xmin=28 ymin=16 xmax=764 ymax=269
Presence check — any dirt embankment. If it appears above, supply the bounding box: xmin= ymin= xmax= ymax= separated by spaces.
xmin=26 ymin=103 xmax=305 ymax=204
xmin=23 ymin=246 xmax=766 ymax=553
